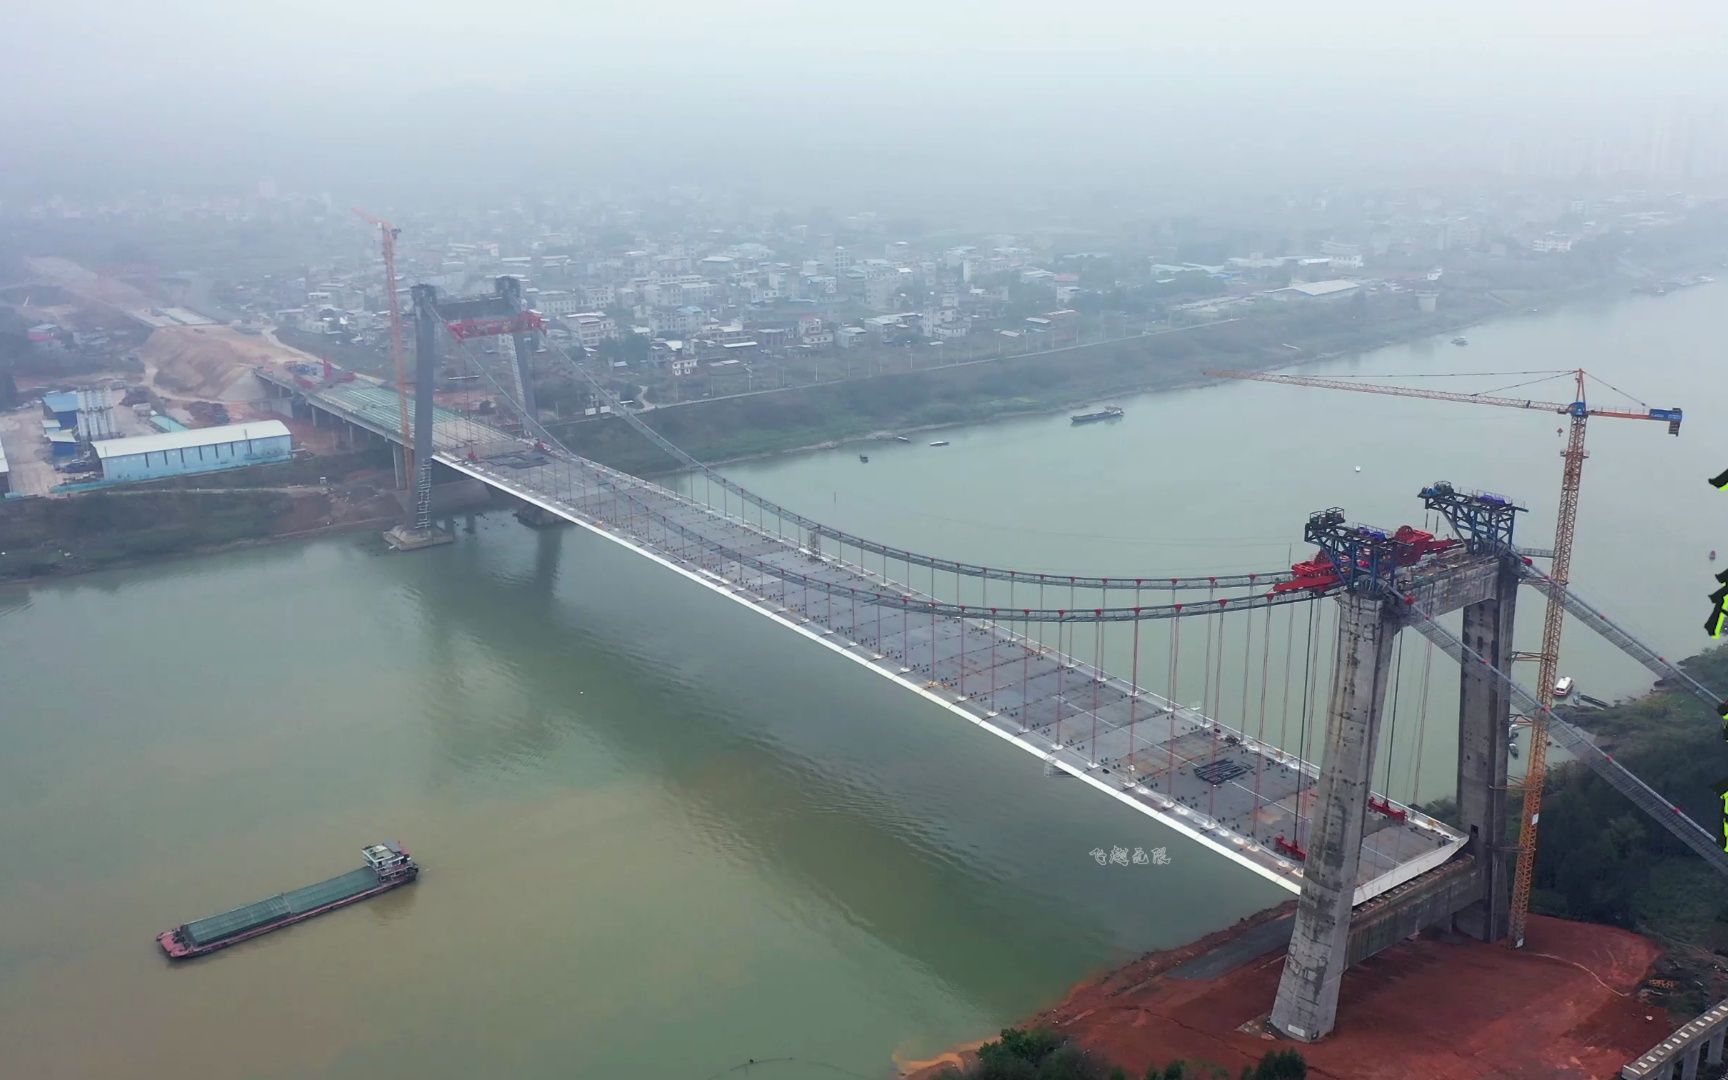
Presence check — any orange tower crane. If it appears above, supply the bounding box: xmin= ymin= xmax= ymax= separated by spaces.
xmin=352 ymin=208 xmax=415 ymax=489
xmin=1207 ymin=367 xmax=1682 ymax=947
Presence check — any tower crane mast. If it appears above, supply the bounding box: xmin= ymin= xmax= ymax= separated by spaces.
xmin=352 ymin=209 xmax=415 ymax=490
xmin=1208 ymin=367 xmax=1682 ymax=947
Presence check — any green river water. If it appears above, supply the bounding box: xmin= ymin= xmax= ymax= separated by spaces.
xmin=2 ymin=280 xmax=1725 ymax=1079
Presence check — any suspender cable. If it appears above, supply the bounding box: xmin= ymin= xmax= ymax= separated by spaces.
xmin=958 ymin=609 xmax=968 ymax=698
xmin=1205 ymin=597 xmax=1223 ymax=821
xmin=989 ymin=610 xmax=999 ymax=711
xmin=1167 ymin=611 xmax=1181 ymax=785
xmin=1382 ymin=633 xmax=1406 ymax=794
xmin=1019 ymin=613 xmax=1031 ymax=733
xmin=1128 ymin=616 xmax=1141 ymax=774
xmin=1409 ymin=636 xmax=1436 ymax=802
xmin=1253 ymin=602 xmax=1273 ymax=834
xmin=1294 ymin=600 xmax=1318 ymax=846
xmin=1091 ymin=620 xmax=1104 ymax=766
xmin=1054 ymin=622 xmax=1066 ymax=746
xmin=1282 ymin=599 xmax=1295 ymax=758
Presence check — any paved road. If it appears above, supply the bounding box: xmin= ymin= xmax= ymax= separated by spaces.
xmin=1168 ymin=913 xmax=1296 ymax=980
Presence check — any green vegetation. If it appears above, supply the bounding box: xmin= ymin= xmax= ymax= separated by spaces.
xmin=0 ymin=489 xmax=303 ymax=579
xmin=1533 ymin=645 xmax=1728 ymax=1014
xmin=938 ymin=1028 xmax=1305 ymax=1080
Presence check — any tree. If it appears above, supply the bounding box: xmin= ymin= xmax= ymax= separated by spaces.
xmin=1252 ymin=1049 xmax=1308 ymax=1080
xmin=978 ymin=1028 xmax=1065 ymax=1069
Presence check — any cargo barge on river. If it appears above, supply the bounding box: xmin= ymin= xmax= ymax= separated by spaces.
xmin=156 ymin=841 xmax=418 ymax=959
xmin=1071 ymin=405 xmax=1124 ymax=424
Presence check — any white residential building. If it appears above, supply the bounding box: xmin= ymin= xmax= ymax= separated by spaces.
xmin=536 ymin=290 xmax=581 ymax=317
xmin=567 ymin=312 xmax=618 ymax=348
xmin=648 ymin=306 xmax=705 ymax=336
xmin=865 ymin=275 xmax=899 ymax=312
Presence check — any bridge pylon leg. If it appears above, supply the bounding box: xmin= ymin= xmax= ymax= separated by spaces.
xmin=497 ymin=276 xmax=538 ymax=421
xmin=384 ymin=284 xmax=454 ymax=552
xmin=1453 ymin=560 xmax=1517 ymax=942
xmin=1270 ymin=591 xmax=1398 ymax=1042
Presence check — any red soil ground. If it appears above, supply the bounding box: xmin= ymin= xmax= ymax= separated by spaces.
xmin=906 ymin=912 xmax=1667 ymax=1080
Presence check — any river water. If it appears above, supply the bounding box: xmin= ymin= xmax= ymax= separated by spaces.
xmin=1 ymin=281 xmax=1724 ymax=1079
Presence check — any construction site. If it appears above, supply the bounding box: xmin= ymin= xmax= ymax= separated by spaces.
xmin=7 ymin=233 xmax=1728 ymax=1078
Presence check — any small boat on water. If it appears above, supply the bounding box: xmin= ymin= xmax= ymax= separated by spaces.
xmin=893 ymin=435 xmax=911 ymax=443
xmin=1451 ymin=337 xmax=1469 ymax=346
xmin=859 ymin=454 xmax=869 ymax=463
xmin=1071 ymin=405 xmax=1125 ymax=425
xmin=1553 ymin=675 xmax=1575 ymax=699
xmin=928 ymin=440 xmax=950 ymax=447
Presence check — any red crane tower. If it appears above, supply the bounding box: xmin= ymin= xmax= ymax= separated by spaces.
xmin=1208 ymin=366 xmax=1682 ymax=947
xmin=352 ymin=209 xmax=415 ymax=490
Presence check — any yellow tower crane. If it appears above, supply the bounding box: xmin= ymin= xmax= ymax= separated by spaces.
xmin=1207 ymin=367 xmax=1682 ymax=947
xmin=352 ymin=208 xmax=415 ymax=489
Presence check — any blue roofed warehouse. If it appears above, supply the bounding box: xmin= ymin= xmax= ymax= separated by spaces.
xmin=91 ymin=421 xmax=293 ymax=483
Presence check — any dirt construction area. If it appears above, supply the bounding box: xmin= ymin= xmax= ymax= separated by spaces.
xmin=905 ymin=913 xmax=1670 ymax=1080
xmin=138 ymin=325 xmax=310 ymax=403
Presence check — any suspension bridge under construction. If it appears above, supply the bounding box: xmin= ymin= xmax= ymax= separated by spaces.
xmin=252 ymin=275 xmax=1728 ymax=1045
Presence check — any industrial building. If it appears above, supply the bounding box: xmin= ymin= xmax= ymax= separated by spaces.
xmin=40 ymin=390 xmax=81 ymax=430
xmin=1269 ymin=279 xmax=1363 ymax=302
xmin=39 ymin=388 xmax=118 ymax=439
xmin=90 ymin=421 xmax=293 ymax=483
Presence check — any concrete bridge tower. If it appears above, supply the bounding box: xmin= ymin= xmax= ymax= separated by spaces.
xmin=1270 ymin=495 xmax=1519 ymax=1041
xmin=383 ymin=283 xmax=452 ymax=551
xmin=496 ymin=276 xmax=538 ymax=422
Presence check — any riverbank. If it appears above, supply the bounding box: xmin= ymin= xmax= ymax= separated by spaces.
xmin=0 ymin=483 xmax=401 ymax=583
xmin=901 ymin=645 xmax=1728 ymax=1080
xmin=901 ymin=908 xmax=1665 ymax=1080
xmin=1531 ymin=644 xmax=1728 ymax=1016
xmin=4 ymin=255 xmax=1717 ymax=582
xmin=558 ymin=261 xmax=1719 ymax=475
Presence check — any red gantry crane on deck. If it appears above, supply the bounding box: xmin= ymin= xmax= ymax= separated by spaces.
xmin=1208 ymin=366 xmax=1683 ymax=948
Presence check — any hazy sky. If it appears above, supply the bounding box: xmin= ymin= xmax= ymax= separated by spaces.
xmin=7 ymin=1 xmax=1728 ymax=206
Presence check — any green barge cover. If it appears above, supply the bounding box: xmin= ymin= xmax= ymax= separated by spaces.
xmin=182 ymin=867 xmax=379 ymax=946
